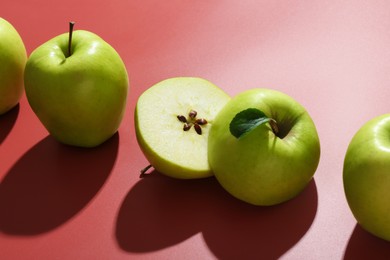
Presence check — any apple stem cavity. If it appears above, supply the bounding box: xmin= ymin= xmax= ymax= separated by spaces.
xmin=230 ymin=108 xmax=282 ymax=139
xmin=140 ymin=164 xmax=154 ymax=178
xmin=68 ymin=21 xmax=76 ymax=57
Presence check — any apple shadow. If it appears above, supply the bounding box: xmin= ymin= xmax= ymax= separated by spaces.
xmin=202 ymin=178 xmax=318 ymax=259
xmin=0 ymin=134 xmax=118 ymax=235
xmin=0 ymin=104 xmax=19 ymax=144
xmin=115 ymin=172 xmax=212 ymax=252
xmin=343 ymin=224 xmax=390 ymax=260
xmin=115 ymin=172 xmax=318 ymax=259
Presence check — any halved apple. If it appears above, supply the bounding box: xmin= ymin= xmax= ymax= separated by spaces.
xmin=135 ymin=77 xmax=230 ymax=179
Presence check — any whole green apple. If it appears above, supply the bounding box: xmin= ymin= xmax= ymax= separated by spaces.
xmin=24 ymin=23 xmax=129 ymax=147
xmin=343 ymin=114 xmax=390 ymax=241
xmin=208 ymin=88 xmax=320 ymax=206
xmin=135 ymin=77 xmax=230 ymax=179
xmin=0 ymin=17 xmax=27 ymax=115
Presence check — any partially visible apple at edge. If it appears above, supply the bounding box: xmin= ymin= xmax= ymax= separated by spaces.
xmin=343 ymin=114 xmax=390 ymax=242
xmin=0 ymin=17 xmax=27 ymax=115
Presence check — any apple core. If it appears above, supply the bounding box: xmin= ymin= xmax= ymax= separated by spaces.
xmin=177 ymin=109 xmax=208 ymax=135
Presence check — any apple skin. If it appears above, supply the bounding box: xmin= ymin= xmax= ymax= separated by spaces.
xmin=24 ymin=30 xmax=129 ymax=147
xmin=0 ymin=18 xmax=27 ymax=115
xmin=208 ymin=88 xmax=320 ymax=206
xmin=343 ymin=114 xmax=390 ymax=241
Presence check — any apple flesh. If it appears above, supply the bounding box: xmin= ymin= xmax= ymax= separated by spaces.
xmin=343 ymin=114 xmax=390 ymax=241
xmin=24 ymin=27 xmax=128 ymax=147
xmin=0 ymin=18 xmax=27 ymax=115
xmin=135 ymin=77 xmax=230 ymax=179
xmin=208 ymin=88 xmax=320 ymax=206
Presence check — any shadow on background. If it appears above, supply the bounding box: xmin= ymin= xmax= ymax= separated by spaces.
xmin=116 ymin=171 xmax=212 ymax=252
xmin=0 ymin=105 xmax=19 ymax=145
xmin=343 ymin=224 xmax=390 ymax=260
xmin=0 ymin=134 xmax=118 ymax=235
xmin=202 ymin=179 xmax=318 ymax=259
xmin=116 ymin=172 xmax=318 ymax=259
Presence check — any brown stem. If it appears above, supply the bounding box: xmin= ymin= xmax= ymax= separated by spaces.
xmin=68 ymin=21 xmax=75 ymax=57
xmin=269 ymin=119 xmax=279 ymax=135
xmin=140 ymin=164 xmax=153 ymax=178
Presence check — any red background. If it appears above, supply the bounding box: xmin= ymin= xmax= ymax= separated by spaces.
xmin=2 ymin=1 xmax=390 ymax=259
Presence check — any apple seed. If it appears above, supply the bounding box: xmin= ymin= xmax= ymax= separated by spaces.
xmin=177 ymin=115 xmax=187 ymax=123
xmin=196 ymin=118 xmax=207 ymax=125
xmin=194 ymin=124 xmax=202 ymax=135
xmin=183 ymin=123 xmax=192 ymax=131
xmin=189 ymin=110 xmax=197 ymax=119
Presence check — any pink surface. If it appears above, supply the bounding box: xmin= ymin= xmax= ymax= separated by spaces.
xmin=1 ymin=1 xmax=390 ymax=259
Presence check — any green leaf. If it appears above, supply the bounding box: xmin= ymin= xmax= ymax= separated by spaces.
xmin=229 ymin=108 xmax=271 ymax=139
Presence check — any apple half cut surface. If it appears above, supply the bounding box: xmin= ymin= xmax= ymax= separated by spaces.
xmin=135 ymin=77 xmax=230 ymax=179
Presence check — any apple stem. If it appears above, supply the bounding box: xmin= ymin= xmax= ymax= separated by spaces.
xmin=270 ymin=119 xmax=279 ymax=135
xmin=68 ymin=21 xmax=75 ymax=57
xmin=140 ymin=164 xmax=153 ymax=178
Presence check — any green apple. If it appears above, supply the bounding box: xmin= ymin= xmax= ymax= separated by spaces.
xmin=24 ymin=22 xmax=128 ymax=147
xmin=135 ymin=77 xmax=230 ymax=179
xmin=0 ymin=18 xmax=27 ymax=115
xmin=343 ymin=114 xmax=390 ymax=241
xmin=208 ymin=88 xmax=320 ymax=206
